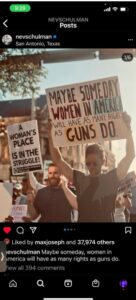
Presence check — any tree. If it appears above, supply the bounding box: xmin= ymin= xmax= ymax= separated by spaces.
xmin=0 ymin=49 xmax=48 ymax=97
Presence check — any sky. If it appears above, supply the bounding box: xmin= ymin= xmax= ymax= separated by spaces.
xmin=2 ymin=49 xmax=136 ymax=172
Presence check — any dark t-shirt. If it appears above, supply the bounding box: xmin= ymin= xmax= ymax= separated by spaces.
xmin=34 ymin=185 xmax=71 ymax=222
xmin=73 ymin=168 xmax=120 ymax=222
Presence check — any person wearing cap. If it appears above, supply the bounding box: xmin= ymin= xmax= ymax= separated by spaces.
xmin=13 ymin=182 xmax=27 ymax=205
xmin=5 ymin=182 xmax=27 ymax=222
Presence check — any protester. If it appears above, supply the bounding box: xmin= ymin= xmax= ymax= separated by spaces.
xmin=114 ymin=191 xmax=132 ymax=222
xmin=5 ymin=182 xmax=27 ymax=222
xmin=26 ymin=163 xmax=78 ymax=222
xmin=28 ymin=169 xmax=78 ymax=222
xmin=48 ymin=112 xmax=135 ymax=222
xmin=12 ymin=182 xmax=27 ymax=205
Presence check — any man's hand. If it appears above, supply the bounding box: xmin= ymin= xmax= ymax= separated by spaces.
xmin=59 ymin=175 xmax=68 ymax=188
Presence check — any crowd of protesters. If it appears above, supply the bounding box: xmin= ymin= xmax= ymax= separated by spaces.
xmin=2 ymin=111 xmax=136 ymax=223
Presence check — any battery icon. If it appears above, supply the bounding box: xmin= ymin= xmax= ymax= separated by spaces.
xmin=120 ymin=7 xmax=129 ymax=11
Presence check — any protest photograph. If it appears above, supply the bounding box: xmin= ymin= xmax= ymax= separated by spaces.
xmin=0 ymin=48 xmax=136 ymax=223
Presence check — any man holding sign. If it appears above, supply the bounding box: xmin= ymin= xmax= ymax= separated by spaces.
xmin=48 ymin=112 xmax=135 ymax=222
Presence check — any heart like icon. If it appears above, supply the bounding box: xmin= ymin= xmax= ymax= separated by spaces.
xmin=3 ymin=227 xmax=12 ymax=234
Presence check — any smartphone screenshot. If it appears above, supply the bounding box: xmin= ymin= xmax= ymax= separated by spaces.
xmin=0 ymin=2 xmax=136 ymax=299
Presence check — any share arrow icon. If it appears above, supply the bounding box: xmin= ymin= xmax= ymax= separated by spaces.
xmin=29 ymin=227 xmax=37 ymax=234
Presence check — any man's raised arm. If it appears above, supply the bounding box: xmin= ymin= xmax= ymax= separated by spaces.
xmin=48 ymin=120 xmax=73 ymax=182
xmin=60 ymin=176 xmax=78 ymax=210
xmin=117 ymin=112 xmax=135 ymax=181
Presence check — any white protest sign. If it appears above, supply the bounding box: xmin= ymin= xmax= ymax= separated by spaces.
xmin=118 ymin=171 xmax=136 ymax=193
xmin=46 ymin=76 xmax=129 ymax=147
xmin=11 ymin=205 xmax=27 ymax=222
xmin=7 ymin=120 xmax=43 ymax=175
xmin=0 ymin=183 xmax=13 ymax=222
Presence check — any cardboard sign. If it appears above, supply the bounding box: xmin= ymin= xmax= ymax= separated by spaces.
xmin=7 ymin=120 xmax=43 ymax=175
xmin=0 ymin=183 xmax=13 ymax=222
xmin=11 ymin=205 xmax=27 ymax=222
xmin=46 ymin=76 xmax=129 ymax=147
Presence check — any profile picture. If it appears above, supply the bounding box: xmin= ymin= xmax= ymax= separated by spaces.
xmin=2 ymin=34 xmax=13 ymax=45
xmin=3 ymin=238 xmax=11 ymax=245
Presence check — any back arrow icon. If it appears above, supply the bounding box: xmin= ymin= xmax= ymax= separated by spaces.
xmin=0 ymin=252 xmax=4 ymax=261
xmin=3 ymin=19 xmax=8 ymax=28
